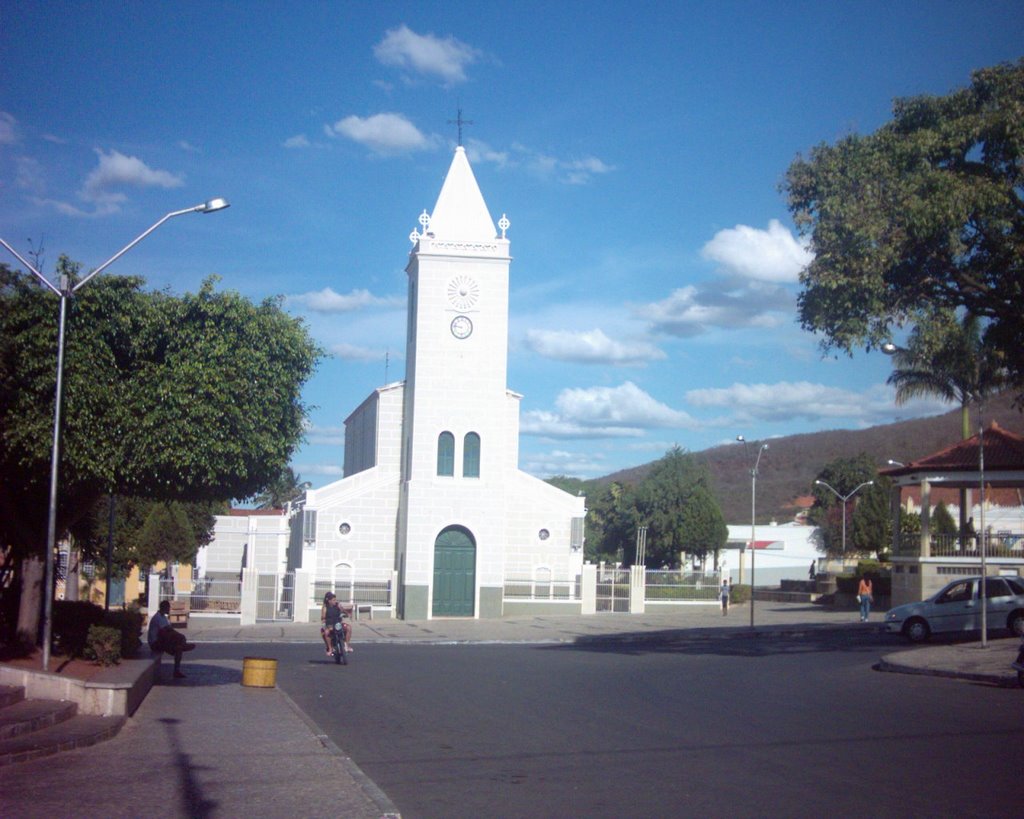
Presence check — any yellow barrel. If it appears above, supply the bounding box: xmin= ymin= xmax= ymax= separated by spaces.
xmin=241 ymin=657 xmax=278 ymax=688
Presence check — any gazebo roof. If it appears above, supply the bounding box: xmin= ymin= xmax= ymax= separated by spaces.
xmin=880 ymin=422 xmax=1024 ymax=488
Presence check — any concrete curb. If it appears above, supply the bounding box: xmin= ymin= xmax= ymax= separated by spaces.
xmin=874 ymin=658 xmax=1020 ymax=688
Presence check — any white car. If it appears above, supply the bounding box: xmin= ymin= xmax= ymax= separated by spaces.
xmin=884 ymin=575 xmax=1024 ymax=642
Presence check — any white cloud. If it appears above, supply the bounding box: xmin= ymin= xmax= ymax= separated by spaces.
xmin=524 ymin=328 xmax=664 ymax=366
xmin=520 ymin=448 xmax=608 ymax=479
xmin=283 ymin=134 xmax=310 ymax=149
xmin=177 ymin=140 xmax=200 ymax=153
xmin=294 ymin=462 xmax=344 ymax=478
xmin=509 ymin=143 xmax=613 ymax=185
xmin=464 ymin=138 xmax=508 ymax=167
xmin=373 ymin=24 xmax=479 ymax=84
xmin=522 ymin=381 xmax=696 ymax=439
xmin=326 ymin=113 xmax=431 ymax=155
xmin=287 ymin=286 xmax=403 ymax=313
xmin=0 ymin=111 xmax=17 ymax=144
xmin=304 ymin=425 xmax=346 ymax=446
xmin=701 ymin=219 xmax=812 ymax=283
xmin=684 ymin=380 xmax=951 ymax=425
xmin=83 ymin=149 xmax=184 ymax=195
xmin=639 ymin=282 xmax=792 ymax=337
xmin=330 ymin=342 xmax=387 ymax=362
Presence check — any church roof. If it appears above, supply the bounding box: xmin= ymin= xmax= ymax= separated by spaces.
xmin=427 ymin=146 xmax=497 ymax=241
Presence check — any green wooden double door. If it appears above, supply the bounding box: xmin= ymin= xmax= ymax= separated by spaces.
xmin=432 ymin=527 xmax=476 ymax=617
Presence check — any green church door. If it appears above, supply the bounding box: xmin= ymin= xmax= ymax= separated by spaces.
xmin=432 ymin=527 xmax=476 ymax=617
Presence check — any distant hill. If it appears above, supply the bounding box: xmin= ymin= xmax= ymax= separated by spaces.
xmin=596 ymin=392 xmax=1023 ymax=525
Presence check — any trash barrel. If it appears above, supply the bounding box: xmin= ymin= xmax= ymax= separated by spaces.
xmin=241 ymin=657 xmax=278 ymax=688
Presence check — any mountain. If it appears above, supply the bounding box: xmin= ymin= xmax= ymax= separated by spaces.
xmin=596 ymin=393 xmax=1023 ymax=525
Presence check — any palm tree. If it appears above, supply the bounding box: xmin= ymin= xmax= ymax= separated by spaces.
xmin=252 ymin=466 xmax=310 ymax=509
xmin=886 ymin=311 xmax=1006 ymax=540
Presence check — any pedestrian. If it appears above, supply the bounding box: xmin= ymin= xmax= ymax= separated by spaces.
xmin=857 ymin=575 xmax=874 ymax=622
xmin=147 ymin=600 xmax=195 ymax=678
xmin=720 ymin=579 xmax=730 ymax=616
xmin=808 ymin=561 xmax=816 ymax=580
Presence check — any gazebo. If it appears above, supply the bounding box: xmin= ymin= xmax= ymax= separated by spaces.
xmin=880 ymin=422 xmax=1024 ymax=606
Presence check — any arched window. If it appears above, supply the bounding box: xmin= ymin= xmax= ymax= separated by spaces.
xmin=437 ymin=431 xmax=455 ymax=476
xmin=463 ymin=432 xmax=480 ymax=478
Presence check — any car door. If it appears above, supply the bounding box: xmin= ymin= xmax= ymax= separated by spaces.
xmin=929 ymin=579 xmax=977 ymax=634
xmin=980 ymin=578 xmax=1013 ymax=624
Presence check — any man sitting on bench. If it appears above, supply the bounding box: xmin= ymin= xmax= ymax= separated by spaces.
xmin=148 ymin=600 xmax=196 ymax=678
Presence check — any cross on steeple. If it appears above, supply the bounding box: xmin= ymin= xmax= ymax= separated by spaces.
xmin=448 ymin=106 xmax=473 ymax=146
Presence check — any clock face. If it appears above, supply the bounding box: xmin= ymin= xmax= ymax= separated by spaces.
xmin=450 ymin=315 xmax=473 ymax=339
xmin=447 ymin=275 xmax=479 ymax=312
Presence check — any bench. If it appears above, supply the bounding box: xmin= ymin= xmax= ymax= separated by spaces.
xmin=169 ymin=599 xmax=190 ymax=628
xmin=342 ymin=603 xmax=374 ymax=621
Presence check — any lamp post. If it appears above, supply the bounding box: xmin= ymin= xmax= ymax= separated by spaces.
xmin=737 ymin=436 xmax=768 ymax=628
xmin=1 ymin=197 xmax=229 ymax=670
xmin=814 ymin=479 xmax=874 ymax=556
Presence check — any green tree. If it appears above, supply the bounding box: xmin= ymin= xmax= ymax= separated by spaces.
xmin=784 ymin=60 xmax=1024 ymax=394
xmin=629 ymin=446 xmax=726 ymax=568
xmin=810 ymin=454 xmax=882 ymax=557
xmin=585 ymin=481 xmax=638 ymax=564
xmin=71 ymin=495 xmax=222 ymax=579
xmin=932 ymin=501 xmax=958 ymax=537
xmin=134 ymin=503 xmax=196 ymax=570
xmin=677 ymin=484 xmax=728 ymax=566
xmin=1 ymin=263 xmax=322 ymax=644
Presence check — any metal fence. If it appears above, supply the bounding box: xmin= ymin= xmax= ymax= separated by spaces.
xmin=503 ymin=575 xmax=580 ymax=600
xmin=645 ymin=569 xmax=721 ymax=603
xmin=257 ymin=571 xmax=294 ymax=622
xmin=893 ymin=531 xmax=1024 ymax=559
xmin=189 ymin=576 xmax=243 ymax=613
xmin=313 ymin=576 xmax=393 ymax=609
xmin=596 ymin=567 xmax=630 ymax=612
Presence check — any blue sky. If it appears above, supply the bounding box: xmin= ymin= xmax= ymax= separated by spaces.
xmin=2 ymin=2 xmax=1022 ymax=489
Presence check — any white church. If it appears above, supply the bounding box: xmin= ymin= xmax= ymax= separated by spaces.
xmin=199 ymin=146 xmax=587 ymax=620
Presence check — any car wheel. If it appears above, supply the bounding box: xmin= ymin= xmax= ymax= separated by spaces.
xmin=903 ymin=617 xmax=930 ymax=643
xmin=1009 ymin=610 xmax=1024 ymax=638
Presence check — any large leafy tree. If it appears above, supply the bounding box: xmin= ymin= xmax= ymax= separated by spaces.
xmin=784 ymin=60 xmax=1024 ymax=394
xmin=631 ymin=447 xmax=727 ymax=568
xmin=1 ymin=261 xmax=322 ymax=643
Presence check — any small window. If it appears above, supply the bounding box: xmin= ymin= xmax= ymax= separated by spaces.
xmin=437 ymin=431 xmax=455 ymax=476
xmin=339 ymin=522 xmax=351 ymax=536
xmin=463 ymin=432 xmax=480 ymax=478
xmin=538 ymin=529 xmax=550 ymax=541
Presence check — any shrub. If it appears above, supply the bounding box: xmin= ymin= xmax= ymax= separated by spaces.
xmin=84 ymin=625 xmax=122 ymax=666
xmin=52 ymin=600 xmax=105 ymax=657
xmin=103 ymin=607 xmax=144 ymax=658
xmin=728 ymin=584 xmax=751 ymax=604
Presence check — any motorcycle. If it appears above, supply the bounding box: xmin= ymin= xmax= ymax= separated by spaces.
xmin=1013 ymin=638 xmax=1024 ymax=688
xmin=329 ymin=618 xmax=349 ymax=666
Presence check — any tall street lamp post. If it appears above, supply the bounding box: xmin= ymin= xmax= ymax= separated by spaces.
xmin=737 ymin=436 xmax=768 ymax=628
xmin=1 ymin=198 xmax=229 ymax=670
xmin=814 ymin=479 xmax=874 ymax=556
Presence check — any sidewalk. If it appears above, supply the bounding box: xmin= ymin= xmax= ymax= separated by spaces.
xmin=1 ymin=603 xmax=1019 ymax=818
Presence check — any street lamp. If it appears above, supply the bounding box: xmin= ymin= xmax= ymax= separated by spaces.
xmin=1 ymin=197 xmax=229 ymax=670
xmin=886 ymin=459 xmax=905 ymax=467
xmin=737 ymin=436 xmax=768 ymax=628
xmin=814 ymin=479 xmax=874 ymax=556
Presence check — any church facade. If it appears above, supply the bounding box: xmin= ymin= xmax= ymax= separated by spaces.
xmin=283 ymin=147 xmax=586 ymax=619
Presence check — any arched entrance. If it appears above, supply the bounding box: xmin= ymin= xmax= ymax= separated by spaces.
xmin=433 ymin=526 xmax=476 ymax=616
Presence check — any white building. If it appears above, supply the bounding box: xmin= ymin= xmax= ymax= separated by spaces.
xmin=201 ymin=146 xmax=586 ymax=620
xmin=723 ymin=522 xmax=821 ymax=587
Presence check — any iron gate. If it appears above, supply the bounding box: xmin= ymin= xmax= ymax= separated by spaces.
xmin=256 ymin=572 xmax=294 ymax=621
xmin=595 ymin=567 xmax=630 ymax=612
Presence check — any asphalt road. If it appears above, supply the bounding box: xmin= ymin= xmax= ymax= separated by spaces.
xmin=203 ymin=632 xmax=1023 ymax=818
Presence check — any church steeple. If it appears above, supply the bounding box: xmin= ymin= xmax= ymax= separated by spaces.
xmin=426 ymin=146 xmax=497 ymax=241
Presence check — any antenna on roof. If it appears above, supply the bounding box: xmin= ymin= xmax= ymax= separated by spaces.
xmin=448 ymin=103 xmax=473 ymax=147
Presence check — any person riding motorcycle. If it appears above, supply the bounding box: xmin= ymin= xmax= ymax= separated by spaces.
xmin=320 ymin=592 xmax=353 ymax=655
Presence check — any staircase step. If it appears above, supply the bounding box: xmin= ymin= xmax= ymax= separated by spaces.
xmin=0 ymin=685 xmax=25 ymax=708
xmin=0 ymin=698 xmax=78 ymax=740
xmin=0 ymin=713 xmax=126 ymax=767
